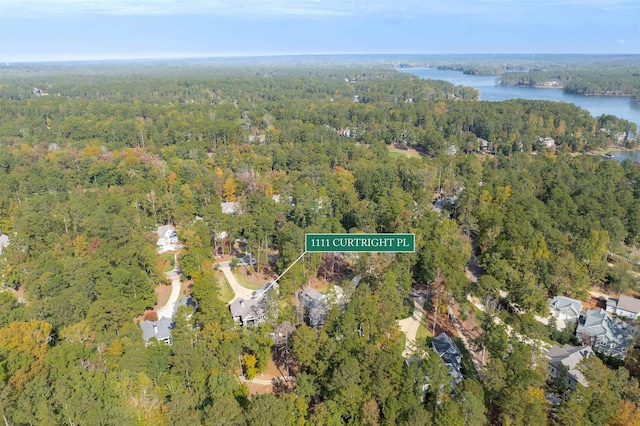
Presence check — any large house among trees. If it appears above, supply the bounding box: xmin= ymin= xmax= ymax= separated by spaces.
xmin=156 ymin=224 xmax=179 ymax=253
xmin=548 ymin=296 xmax=582 ymax=331
xmin=431 ymin=333 xmax=464 ymax=386
xmin=575 ymin=308 xmax=637 ymax=359
xmin=546 ymin=344 xmax=594 ymax=390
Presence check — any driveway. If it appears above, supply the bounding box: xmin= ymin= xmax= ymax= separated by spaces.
xmin=397 ymin=292 xmax=425 ymax=358
xmin=156 ymin=254 xmax=182 ymax=319
xmin=218 ymin=261 xmax=255 ymax=304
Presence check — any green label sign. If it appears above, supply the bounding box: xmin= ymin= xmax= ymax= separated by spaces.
xmin=305 ymin=233 xmax=415 ymax=253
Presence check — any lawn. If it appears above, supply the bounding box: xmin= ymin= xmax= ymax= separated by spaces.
xmin=217 ymin=275 xmax=235 ymax=304
xmin=388 ymin=146 xmax=422 ymax=159
xmin=232 ymin=269 xmax=268 ymax=290
xmin=388 ymin=151 xmax=409 ymax=158
xmin=160 ymin=252 xmax=175 ymax=272
xmin=415 ymin=317 xmax=432 ymax=343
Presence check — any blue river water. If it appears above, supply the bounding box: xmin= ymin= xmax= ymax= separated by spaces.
xmin=608 ymin=150 xmax=640 ymax=163
xmin=399 ymin=68 xmax=640 ymax=130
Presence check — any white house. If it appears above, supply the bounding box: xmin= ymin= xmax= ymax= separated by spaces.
xmin=548 ymin=296 xmax=583 ymax=330
xmin=0 ymin=233 xmax=9 ymax=254
xmin=156 ymin=225 xmax=178 ymax=253
xmin=606 ymin=294 xmax=640 ymax=321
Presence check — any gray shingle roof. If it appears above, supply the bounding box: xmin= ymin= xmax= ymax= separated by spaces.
xmin=617 ymin=295 xmax=640 ymax=314
xmin=432 ymin=333 xmax=464 ymax=385
xmin=546 ymin=344 xmax=594 ymax=387
xmin=549 ymin=296 xmax=582 ymax=316
xmin=229 ymin=297 xmax=266 ymax=325
xmin=576 ymin=308 xmax=636 ymax=358
xmin=140 ymin=317 xmax=173 ymax=342
xmin=157 ymin=224 xmax=175 ymax=239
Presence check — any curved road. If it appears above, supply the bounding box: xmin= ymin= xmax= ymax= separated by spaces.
xmin=156 ymin=254 xmax=182 ymax=320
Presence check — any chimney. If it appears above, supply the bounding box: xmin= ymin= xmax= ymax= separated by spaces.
xmin=153 ymin=323 xmax=158 ymax=335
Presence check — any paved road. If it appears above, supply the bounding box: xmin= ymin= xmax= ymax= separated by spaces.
xmin=157 ymin=254 xmax=181 ymax=320
xmin=397 ymin=293 xmax=425 ymax=358
xmin=240 ymin=376 xmax=296 ymax=385
xmin=589 ymin=289 xmax=616 ymax=300
xmin=218 ymin=261 xmax=255 ymax=304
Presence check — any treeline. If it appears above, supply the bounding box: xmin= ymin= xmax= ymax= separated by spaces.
xmin=401 ymin=54 xmax=640 ymax=97
xmin=500 ymin=67 xmax=640 ymax=97
xmin=0 ymin=68 xmax=635 ymax=160
xmin=463 ymin=153 xmax=640 ymax=311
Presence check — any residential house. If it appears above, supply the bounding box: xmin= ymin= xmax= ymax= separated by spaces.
xmin=606 ymin=294 xmax=640 ymax=321
xmin=0 ymin=233 xmax=8 ymax=254
xmin=271 ymin=194 xmax=294 ymax=206
xmin=140 ymin=317 xmax=173 ymax=344
xmin=172 ymin=296 xmax=198 ymax=317
xmin=221 ymin=201 xmax=241 ymax=215
xmin=156 ymin=224 xmax=178 ymax=253
xmin=546 ymin=344 xmax=594 ymax=389
xmin=576 ymin=308 xmax=636 ymax=359
xmin=537 ymin=137 xmax=556 ymax=149
xmin=229 ymin=297 xmax=267 ymax=326
xmin=548 ymin=296 xmax=582 ymax=330
xmin=299 ymin=286 xmax=328 ymax=328
xmin=140 ymin=296 xmax=197 ymax=345
xmin=477 ymin=137 xmax=490 ymax=152
xmin=237 ymin=253 xmax=257 ymax=266
xmin=432 ymin=333 xmax=464 ymax=386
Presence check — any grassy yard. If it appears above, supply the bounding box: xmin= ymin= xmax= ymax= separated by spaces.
xmin=217 ymin=276 xmax=235 ymax=304
xmin=388 ymin=146 xmax=422 ymax=159
xmin=232 ymin=269 xmax=267 ymax=290
xmin=160 ymin=252 xmax=175 ymax=272
xmin=388 ymin=151 xmax=409 ymax=158
xmin=415 ymin=318 xmax=432 ymax=343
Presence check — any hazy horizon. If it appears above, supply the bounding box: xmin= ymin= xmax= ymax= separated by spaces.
xmin=1 ymin=0 xmax=638 ymax=63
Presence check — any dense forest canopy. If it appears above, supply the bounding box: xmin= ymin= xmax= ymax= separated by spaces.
xmin=0 ymin=62 xmax=639 ymax=425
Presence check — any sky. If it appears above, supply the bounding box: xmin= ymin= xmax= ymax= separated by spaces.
xmin=0 ymin=0 xmax=638 ymax=62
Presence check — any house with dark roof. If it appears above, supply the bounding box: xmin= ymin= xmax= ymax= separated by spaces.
xmin=576 ymin=308 xmax=636 ymax=359
xmin=606 ymin=294 xmax=640 ymax=321
xmin=432 ymin=333 xmax=464 ymax=386
xmin=238 ymin=253 xmax=257 ymax=266
xmin=546 ymin=344 xmax=594 ymax=389
xmin=549 ymin=296 xmax=582 ymax=330
xmin=299 ymin=286 xmax=328 ymax=328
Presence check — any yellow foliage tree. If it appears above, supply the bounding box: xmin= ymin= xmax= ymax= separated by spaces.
xmin=222 ymin=177 xmax=237 ymax=202
xmin=242 ymin=354 xmax=258 ymax=380
xmin=60 ymin=320 xmax=95 ymax=344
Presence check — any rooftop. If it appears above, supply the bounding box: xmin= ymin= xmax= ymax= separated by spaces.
xmin=546 ymin=344 xmax=594 ymax=387
xmin=157 ymin=224 xmax=176 ymax=239
xmin=617 ymin=294 xmax=640 ymax=314
xmin=549 ymin=296 xmax=582 ymax=316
